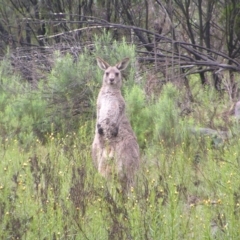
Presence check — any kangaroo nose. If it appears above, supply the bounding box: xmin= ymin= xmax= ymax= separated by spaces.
xmin=110 ymin=78 xmax=114 ymax=83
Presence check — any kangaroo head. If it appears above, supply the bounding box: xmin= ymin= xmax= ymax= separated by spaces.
xmin=96 ymin=57 xmax=130 ymax=88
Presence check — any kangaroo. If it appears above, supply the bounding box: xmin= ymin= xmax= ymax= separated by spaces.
xmin=92 ymin=57 xmax=140 ymax=191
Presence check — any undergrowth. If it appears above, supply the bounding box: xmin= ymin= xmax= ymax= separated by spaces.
xmin=0 ymin=33 xmax=240 ymax=239
xmin=1 ymin=127 xmax=240 ymax=239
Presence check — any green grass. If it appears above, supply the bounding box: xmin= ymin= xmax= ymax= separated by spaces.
xmin=1 ymin=127 xmax=240 ymax=239
xmin=0 ymin=37 xmax=240 ymax=239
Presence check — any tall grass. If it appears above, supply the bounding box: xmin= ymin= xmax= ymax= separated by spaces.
xmin=1 ymin=129 xmax=240 ymax=239
xmin=0 ymin=34 xmax=240 ymax=239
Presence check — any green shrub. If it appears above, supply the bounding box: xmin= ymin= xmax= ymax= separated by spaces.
xmin=1 ymin=42 xmax=240 ymax=239
xmin=44 ymin=51 xmax=97 ymax=135
xmin=125 ymin=85 xmax=153 ymax=148
xmin=0 ymin=59 xmax=48 ymax=144
xmin=0 ymin=33 xmax=138 ymax=145
xmin=125 ymin=82 xmax=191 ymax=149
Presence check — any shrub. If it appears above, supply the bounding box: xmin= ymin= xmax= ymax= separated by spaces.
xmin=0 ymin=33 xmax=138 ymax=144
xmin=125 ymin=82 xmax=191 ymax=149
xmin=0 ymin=59 xmax=48 ymax=144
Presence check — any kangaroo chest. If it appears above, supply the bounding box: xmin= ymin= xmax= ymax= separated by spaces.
xmin=98 ymin=93 xmax=123 ymax=120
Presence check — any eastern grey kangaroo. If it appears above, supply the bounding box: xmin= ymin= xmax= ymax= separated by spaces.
xmin=92 ymin=57 xmax=140 ymax=191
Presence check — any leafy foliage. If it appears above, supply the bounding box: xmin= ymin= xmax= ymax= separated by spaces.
xmin=0 ymin=34 xmax=136 ymax=143
xmin=125 ymin=83 xmax=191 ymax=148
xmin=1 ymin=127 xmax=240 ymax=239
xmin=0 ymin=34 xmax=240 ymax=240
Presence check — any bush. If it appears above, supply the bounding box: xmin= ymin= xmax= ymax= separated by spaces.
xmin=43 ymin=51 xmax=97 ymax=136
xmin=0 ymin=59 xmax=48 ymax=144
xmin=125 ymin=82 xmax=191 ymax=149
xmin=0 ymin=33 xmax=138 ymax=145
xmin=1 ymin=34 xmax=240 ymax=240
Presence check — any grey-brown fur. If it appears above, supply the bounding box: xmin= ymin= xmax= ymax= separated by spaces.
xmin=92 ymin=57 xmax=140 ymax=191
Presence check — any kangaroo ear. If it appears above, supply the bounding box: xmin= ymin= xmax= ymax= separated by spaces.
xmin=96 ymin=57 xmax=110 ymax=70
xmin=115 ymin=58 xmax=130 ymax=71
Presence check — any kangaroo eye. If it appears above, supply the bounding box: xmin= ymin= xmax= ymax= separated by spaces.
xmin=106 ymin=72 xmax=109 ymax=76
xmin=115 ymin=72 xmax=119 ymax=77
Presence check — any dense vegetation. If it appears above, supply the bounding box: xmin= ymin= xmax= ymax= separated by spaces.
xmin=0 ymin=1 xmax=240 ymax=239
xmin=0 ymin=33 xmax=239 ymax=239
